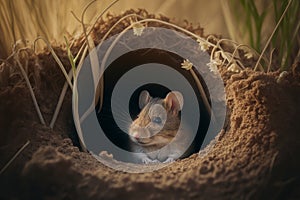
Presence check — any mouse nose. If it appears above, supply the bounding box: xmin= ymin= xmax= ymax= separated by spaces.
xmin=132 ymin=131 xmax=139 ymax=139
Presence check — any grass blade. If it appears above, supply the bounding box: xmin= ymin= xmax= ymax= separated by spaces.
xmin=0 ymin=140 xmax=30 ymax=175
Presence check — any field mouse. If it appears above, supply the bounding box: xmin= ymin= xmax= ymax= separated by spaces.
xmin=128 ymin=90 xmax=190 ymax=164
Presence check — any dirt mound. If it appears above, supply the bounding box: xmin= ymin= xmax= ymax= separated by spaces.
xmin=1 ymin=10 xmax=300 ymax=200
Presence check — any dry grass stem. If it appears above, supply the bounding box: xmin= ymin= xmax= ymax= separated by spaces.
xmin=0 ymin=140 xmax=30 ymax=175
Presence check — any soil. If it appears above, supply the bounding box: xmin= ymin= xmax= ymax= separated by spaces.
xmin=1 ymin=10 xmax=300 ymax=200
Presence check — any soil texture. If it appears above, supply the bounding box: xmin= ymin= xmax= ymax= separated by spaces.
xmin=0 ymin=10 xmax=300 ymax=200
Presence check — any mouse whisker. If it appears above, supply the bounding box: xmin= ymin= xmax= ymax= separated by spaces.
xmin=98 ymin=113 xmax=132 ymax=130
xmin=100 ymin=106 xmax=131 ymax=120
xmin=102 ymin=113 xmax=132 ymax=124
xmin=99 ymin=114 xmax=131 ymax=123
xmin=99 ymin=108 xmax=131 ymax=120
xmin=110 ymin=100 xmax=133 ymax=114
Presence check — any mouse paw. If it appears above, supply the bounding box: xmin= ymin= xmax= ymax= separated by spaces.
xmin=142 ymin=157 xmax=158 ymax=164
xmin=163 ymin=157 xmax=175 ymax=163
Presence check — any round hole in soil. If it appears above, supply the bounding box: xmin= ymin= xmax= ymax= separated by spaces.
xmin=94 ymin=48 xmax=211 ymax=163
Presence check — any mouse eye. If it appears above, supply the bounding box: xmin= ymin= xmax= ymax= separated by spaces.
xmin=152 ymin=116 xmax=162 ymax=124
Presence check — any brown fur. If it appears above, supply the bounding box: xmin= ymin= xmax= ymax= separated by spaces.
xmin=129 ymin=98 xmax=181 ymax=150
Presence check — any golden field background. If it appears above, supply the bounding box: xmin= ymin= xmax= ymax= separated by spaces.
xmin=0 ymin=0 xmax=275 ymax=59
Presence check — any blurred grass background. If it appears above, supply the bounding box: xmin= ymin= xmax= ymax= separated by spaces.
xmin=0 ymin=0 xmax=229 ymax=59
xmin=0 ymin=0 xmax=298 ymax=69
xmin=223 ymin=0 xmax=299 ymax=70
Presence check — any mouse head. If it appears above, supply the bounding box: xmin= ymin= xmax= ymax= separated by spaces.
xmin=139 ymin=90 xmax=184 ymax=116
xmin=129 ymin=90 xmax=184 ymax=148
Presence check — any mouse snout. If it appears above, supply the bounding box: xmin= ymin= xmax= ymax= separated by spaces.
xmin=132 ymin=131 xmax=140 ymax=139
xmin=129 ymin=131 xmax=143 ymax=144
xmin=129 ymin=124 xmax=151 ymax=144
xmin=129 ymin=124 xmax=141 ymax=140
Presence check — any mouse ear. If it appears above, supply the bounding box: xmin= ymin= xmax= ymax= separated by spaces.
xmin=164 ymin=91 xmax=184 ymax=115
xmin=139 ymin=90 xmax=152 ymax=109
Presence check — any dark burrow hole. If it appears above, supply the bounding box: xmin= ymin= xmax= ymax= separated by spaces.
xmin=76 ymin=48 xmax=212 ymax=163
